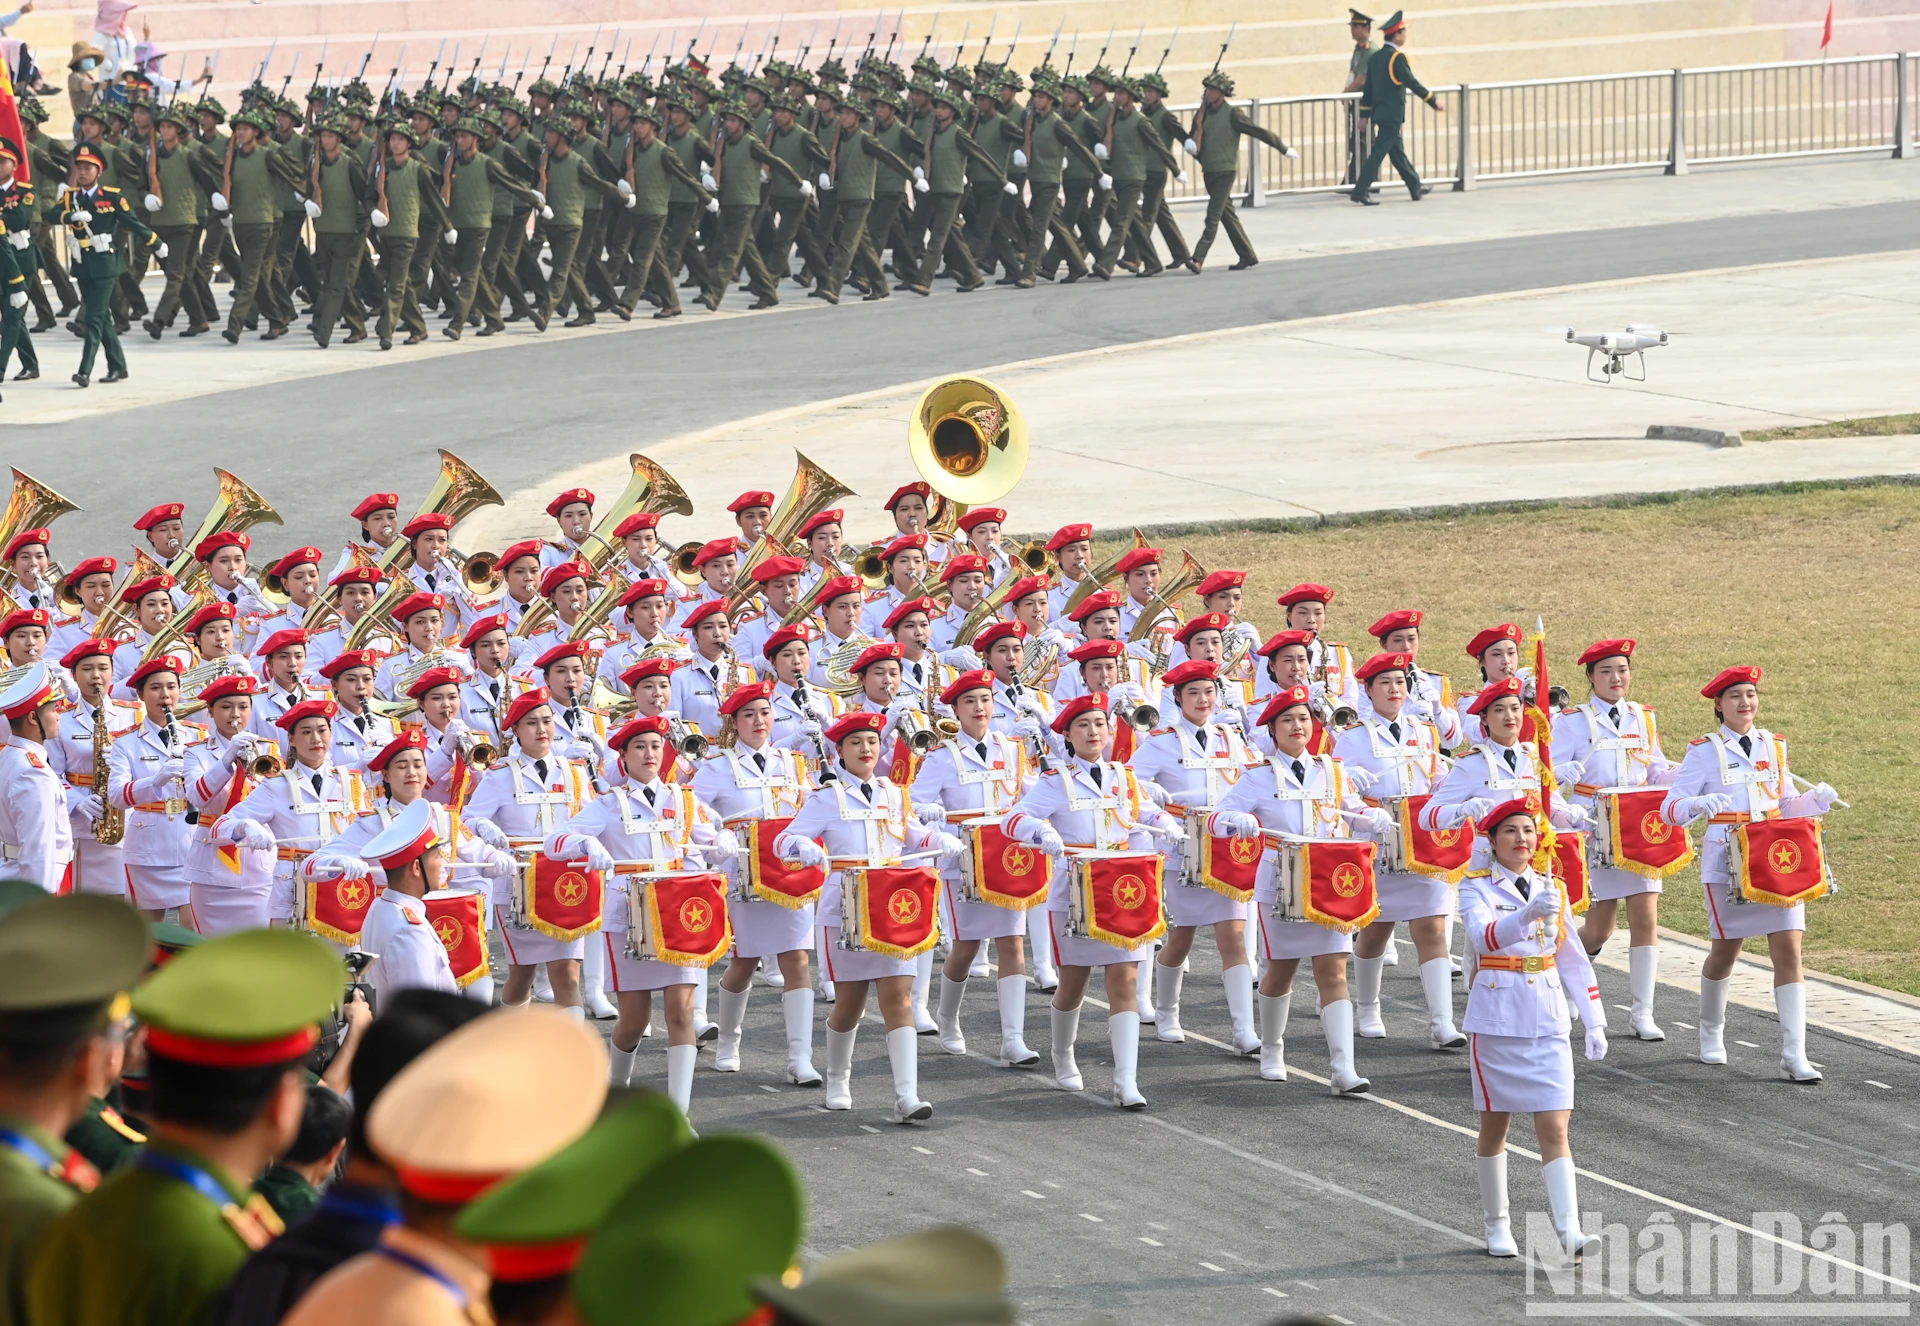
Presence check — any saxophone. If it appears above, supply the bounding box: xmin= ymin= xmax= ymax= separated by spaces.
xmin=92 ymin=704 xmax=126 ymax=845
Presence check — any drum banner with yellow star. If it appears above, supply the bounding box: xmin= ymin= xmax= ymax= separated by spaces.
xmin=301 ymin=870 xmax=376 ymax=945
xmin=1538 ymin=829 xmax=1591 ymax=916
xmin=1298 ymin=840 xmax=1380 ymax=934
xmin=1080 ymin=853 xmax=1168 ymax=950
xmin=1737 ymin=818 xmax=1830 ymax=907
xmin=423 ymin=888 xmax=490 ymax=988
xmin=1198 ymin=828 xmax=1262 ymax=903
xmin=1605 ymin=788 xmax=1695 ymax=878
xmin=748 ymin=818 xmax=827 ymax=909
xmin=1398 ymin=793 xmax=1475 ymax=883
xmin=640 ymin=872 xmax=734 ymax=967
xmin=846 ymin=865 xmax=942 ymax=959
xmin=520 ymin=852 xmax=606 ymax=941
xmin=971 ymin=821 xmax=1052 ymax=910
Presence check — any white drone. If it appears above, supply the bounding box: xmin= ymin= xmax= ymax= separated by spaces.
xmin=1551 ymin=324 xmax=1670 ymax=384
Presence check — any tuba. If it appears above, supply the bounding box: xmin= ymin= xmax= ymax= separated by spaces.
xmin=171 ymin=470 xmax=282 ymax=595
xmin=0 ymin=468 xmax=80 ymax=597
xmin=341 ymin=451 xmax=505 ymax=649
xmin=908 ymin=376 xmax=1028 ymax=506
xmin=1125 ymin=551 xmax=1210 ymax=645
xmin=725 ymin=451 xmax=857 ymax=613
xmin=578 ymin=454 xmax=696 ymax=570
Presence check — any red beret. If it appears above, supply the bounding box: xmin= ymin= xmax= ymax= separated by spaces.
xmin=319 ymin=649 xmax=379 ymax=679
xmin=1045 ymin=523 xmax=1092 ymax=552
xmin=1478 ymin=796 xmax=1539 ymax=836
xmin=1257 ymin=629 xmax=1315 ymax=658
xmin=940 ymin=668 xmax=994 ymax=705
xmin=1003 ymin=574 xmax=1050 ymax=606
xmin=0 ymin=607 xmax=52 ymax=637
xmin=1468 ymin=676 xmax=1525 ymax=716
xmin=254 ymin=628 xmax=310 ymax=658
xmin=330 ymin=564 xmax=381 ymax=589
xmin=129 ymin=653 xmax=189 ymax=690
xmin=850 ymin=641 xmax=903 ymax=674
xmin=545 ymin=487 xmax=595 ymax=518
xmin=403 ymin=513 xmax=455 ymax=539
xmin=1578 ymin=638 xmax=1636 ymax=666
xmin=503 ymin=687 xmax=553 ymax=729
xmin=720 ymin=679 xmax=776 ymax=715
xmin=461 ymin=613 xmax=511 ymax=649
xmin=406 ymin=665 xmax=465 ymax=700
xmin=1277 ymin=583 xmax=1334 ymax=608
xmin=814 ymin=574 xmax=864 ymax=608
xmin=692 ymin=537 xmax=738 ymax=568
xmin=276 ymin=698 xmax=338 ymax=731
xmin=824 ymin=711 xmax=886 ymax=744
xmin=2 ymin=528 xmax=49 ymax=561
xmin=1466 ymin=623 xmax=1523 ymax=659
xmin=1355 ymin=651 xmax=1414 ymax=683
xmin=1257 ymin=684 xmax=1314 ymax=726
xmin=1162 ymin=659 xmax=1220 ymax=692
xmin=392 ymin=591 xmax=448 ymax=623
xmin=65 ymin=555 xmax=117 ymax=582
xmin=369 ymin=728 xmax=431 ymax=773
xmin=881 ymin=533 xmax=928 ymax=561
xmin=534 ymin=640 xmax=594 ymax=672
xmin=121 ymin=574 xmax=175 ymax=605
xmin=617 ymin=578 xmax=672 ymax=609
xmin=350 ymin=493 xmax=400 ymax=521
xmin=1175 ymin=612 xmax=1231 ymax=645
xmin=133 ymin=502 xmax=186 ymax=532
xmin=196 ymin=673 xmax=260 ymax=706
xmin=539 ymin=561 xmax=591 ymax=597
xmin=973 ymin=620 xmax=1027 ymax=652
xmin=497 ymin=539 xmax=546 ymax=572
xmin=1195 ymin=570 xmax=1246 ymax=598
xmin=939 ymin=553 xmax=989 ymax=583
xmin=194 ymin=531 xmax=249 ymax=561
xmin=883 ymin=596 xmax=941 ymax=631
xmin=761 ymin=625 xmax=812 ymax=661
xmin=956 ymin=506 xmax=1005 ymax=533
xmin=613 ymin=512 xmax=662 ymax=538
xmin=884 ymin=481 xmax=932 ymax=511
xmin=1051 ymin=692 xmax=1109 ymax=735
xmin=268 ymin=546 xmax=323 ymax=578
xmin=1114 ymin=547 xmax=1161 ymax=577
xmin=609 ymin=715 xmax=672 ymax=750
xmin=184 ymin=601 xmax=238 ymax=636
xmin=621 ymin=656 xmax=677 ymax=687
xmin=797 ymin=509 xmax=843 ymax=541
xmin=1069 ymin=638 xmax=1126 ymax=665
xmin=728 ymin=491 xmax=776 ymax=514
xmin=1369 ymin=609 xmax=1423 ymax=639
xmin=59 ymin=637 xmax=120 ymax=668
xmin=681 ymin=599 xmax=728 ymax=630
xmin=1701 ymin=665 xmax=1761 ymax=699
xmin=1067 ymin=589 xmax=1123 ymax=624
xmin=751 ymin=555 xmax=806 ymax=584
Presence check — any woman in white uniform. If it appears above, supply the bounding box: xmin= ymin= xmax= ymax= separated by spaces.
xmin=776 ymin=712 xmax=964 ymax=1123
xmin=1004 ymin=693 xmax=1185 ymax=1109
xmin=1554 ymin=638 xmax=1679 ymax=1041
xmin=1460 ymin=798 xmax=1607 ymax=1260
xmin=1212 ymin=684 xmax=1388 ymax=1092
xmin=1660 ymin=665 xmax=1840 ymax=1082
xmin=1422 ymin=677 xmax=1585 ymax=868
xmin=179 ymin=673 xmax=275 ymax=935
xmin=547 ymin=713 xmax=736 ymax=1115
xmin=693 ymin=679 xmax=825 ymax=1087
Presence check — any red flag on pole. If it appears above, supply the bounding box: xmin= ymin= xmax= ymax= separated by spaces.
xmin=0 ymin=52 xmax=28 ymax=184
xmin=1821 ymin=0 xmax=1835 ymax=50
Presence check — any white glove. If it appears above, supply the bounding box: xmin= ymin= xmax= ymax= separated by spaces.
xmin=1807 ymin=782 xmax=1840 ymax=812
xmin=1012 ymin=716 xmax=1043 ymax=742
xmin=1555 ymin=759 xmax=1586 ymax=786
xmin=56 ymin=182 xmax=69 ymax=200
xmin=1002 ymin=180 xmax=1018 ymax=196
xmin=441 ymin=719 xmax=470 ymax=746
xmin=784 ymin=837 xmax=829 ymax=869
xmin=468 ymin=819 xmax=509 ymax=850
xmin=1183 ymin=137 xmax=1198 ymax=155
xmin=541 ymin=204 xmax=555 ymax=220
xmin=1284 ymin=145 xmax=1300 ymax=160
xmin=1457 ymin=797 xmax=1496 ymax=825
xmin=913 ymin=177 xmax=930 ymax=194
xmin=759 ymin=166 xmax=770 ymax=184
xmin=483 ymin=848 xmax=519 ymax=880
xmin=1107 ymin=680 xmax=1146 ymax=709
xmin=617 ymin=178 xmax=633 ymax=197
xmin=1584 ymin=1027 xmax=1609 ymax=1061
xmin=231 ymin=820 xmax=276 ymax=851
xmin=221 ymin=215 xmax=234 ymax=231
xmin=208 ymin=188 xmax=227 ymax=210
xmin=1141 ymin=780 xmax=1171 ymax=807
xmin=1362 ymin=807 xmax=1396 ymax=838
xmin=1148 ymin=819 xmax=1187 ymax=845
xmin=913 ymin=801 xmax=948 ymax=825
xmin=66 ymin=785 xmax=105 ymax=821
xmin=1345 ymin=765 xmax=1379 ymax=795
xmin=1688 ymin=793 xmax=1734 ymax=820
xmin=154 ymin=242 xmax=169 ymax=259
xmin=1215 ymin=810 xmax=1261 ymax=839
xmin=705 ymin=197 xmax=721 ymax=213
xmin=6 ymin=292 xmax=24 ymax=310
xmin=561 ymin=739 xmax=597 ymax=763
xmin=913 ymin=166 xmax=926 ymax=182
xmin=1097 ymin=173 xmax=1112 ymax=191
xmin=370 ymin=208 xmax=388 ymax=228
xmin=1520 ymin=878 xmax=1560 ymax=923
xmin=144 ymin=193 xmax=162 ymax=212
xmin=303 ymin=198 xmax=322 ymax=220
xmin=935 ymin=832 xmax=967 ymax=873
xmin=225 ymin=734 xmax=258 ymax=768
xmin=624 ymin=193 xmax=636 ymax=209
xmin=799 ymin=718 xmax=824 ymax=740
xmin=334 ymin=856 xmax=375 ymax=883
xmin=156 ymin=758 xmax=188 ymax=784
xmin=799 ymin=179 xmax=815 ymax=199
xmin=1093 ymin=142 xmax=1108 ymax=160
xmin=443 ymin=228 xmax=458 ymax=244
xmin=1561 ymin=804 xmax=1591 ymax=830
xmin=700 ymin=170 xmax=717 ymax=191
xmin=574 ymin=838 xmax=617 ymax=873
xmin=1174 ymin=170 xmax=1186 ymax=183
xmin=1012 ymin=149 xmax=1027 ymax=168
xmin=69 ymin=210 xmax=92 ymax=226
xmin=1033 ymin=825 xmax=1066 ymax=858
xmin=817 ymin=172 xmax=832 ymax=190
xmin=530 ymin=189 xmax=546 ymax=206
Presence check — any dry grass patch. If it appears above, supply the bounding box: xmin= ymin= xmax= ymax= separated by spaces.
xmin=1747 ymin=413 xmax=1920 ymax=441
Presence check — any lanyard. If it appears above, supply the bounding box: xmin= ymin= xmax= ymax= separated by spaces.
xmin=137 ymin=1146 xmax=238 ymax=1206
xmin=0 ymin=1125 xmax=57 ymax=1175
xmin=318 ymin=1190 xmax=403 ymax=1227
xmin=376 ymin=1244 xmax=471 ymax=1310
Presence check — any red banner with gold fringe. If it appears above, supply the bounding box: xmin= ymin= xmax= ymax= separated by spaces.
xmin=304 ymin=870 xmax=376 ymax=945
xmin=1299 ymin=840 xmax=1380 ymax=933
xmin=1199 ymin=830 xmax=1262 ymax=903
xmin=1398 ymin=793 xmax=1475 ymax=882
xmin=1738 ymin=818 xmax=1829 ymax=907
xmin=640 ymin=872 xmax=733 ymax=967
xmin=520 ymin=853 xmax=604 ymax=941
xmin=848 ymin=866 xmax=941 ymax=959
xmin=1081 ymin=854 xmax=1168 ymax=949
xmin=424 ymin=889 xmax=490 ymax=988
xmin=748 ymin=818 xmax=826 ymax=908
xmin=970 ymin=821 xmax=1051 ymax=909
xmin=1607 ymin=788 xmax=1694 ymax=878
xmin=1540 ymin=829 xmax=1590 ymax=915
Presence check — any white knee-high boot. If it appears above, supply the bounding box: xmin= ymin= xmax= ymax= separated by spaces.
xmin=1028 ymin=909 xmax=1058 ymax=990
xmin=580 ymin=942 xmax=616 ymax=1019
xmin=693 ymin=968 xmax=714 ymax=1038
xmin=816 ymin=927 xmax=835 ymax=1003
xmin=1775 ymin=981 xmax=1821 ymax=1082
xmin=1109 ymin=1011 xmax=1145 ymax=1109
xmin=824 ymin=1025 xmax=856 ymax=1109
xmin=1380 ymin=923 xmax=1400 ymax=966
xmin=1421 ymin=956 xmax=1466 ymax=1048
xmin=1628 ymin=945 xmax=1664 ymax=1040
xmin=666 ymin=1043 xmax=697 ymax=1115
xmin=782 ymin=988 xmax=821 ymax=1086
xmin=1153 ymin=961 xmax=1184 ymax=1042
xmin=1352 ymin=954 xmax=1387 ymax=1038
xmin=935 ymin=974 xmax=969 ymax=1055
xmin=1050 ymin=1004 xmax=1082 ymax=1090
xmin=1135 ymin=952 xmax=1157 ymax=1025
xmin=1698 ymin=975 xmax=1731 ymax=1064
xmin=887 ymin=1025 xmax=932 ymax=1122
xmin=533 ymin=963 xmax=555 ymax=1003
xmin=911 ymin=952 xmax=938 ymax=1033
xmin=608 ymin=1040 xmax=636 ymax=1087
xmin=714 ymin=985 xmax=750 ymax=1072
xmin=1258 ymin=991 xmax=1291 ymax=1081
xmin=1542 ymin=1156 xmax=1596 ymax=1257
xmin=1322 ymin=999 xmax=1371 ymax=1095
xmin=1477 ymin=1153 xmax=1517 ymax=1256
xmin=466 ymin=975 xmax=495 ymax=1006
xmin=1221 ymin=963 xmax=1259 ymax=1055
xmin=997 ymin=974 xmax=1037 ymax=1066
xmin=759 ymin=955 xmax=785 ymax=989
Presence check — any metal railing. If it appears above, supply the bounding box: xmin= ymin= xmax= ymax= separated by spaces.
xmin=1159 ymin=52 xmax=1916 ymax=206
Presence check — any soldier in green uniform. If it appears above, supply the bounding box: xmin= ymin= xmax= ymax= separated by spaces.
xmin=1351 ymin=11 xmax=1441 ymax=204
xmin=705 ymin=99 xmax=802 ymax=312
xmin=760 ymin=96 xmax=830 ymax=289
xmin=1040 ymin=77 xmax=1101 ymax=282
xmin=614 ymin=106 xmax=712 ymax=320
xmin=439 ymin=116 xmax=541 ymax=340
xmin=0 ymin=138 xmax=40 ymax=383
xmin=531 ymin=117 xmax=627 ymax=331
xmin=140 ymin=106 xmax=216 ymax=341
xmin=497 ymin=100 xmax=549 ymax=324
xmin=404 ymin=99 xmax=452 ymax=324
xmin=28 ymin=928 xmax=345 ymax=1326
xmin=304 ymin=113 xmax=371 ymax=348
xmin=60 ymin=144 xmax=162 ymax=388
xmin=104 ymin=103 xmax=151 ymax=331
xmin=812 ymin=94 xmax=914 ymax=304
xmin=1342 ymin=9 xmax=1382 ymax=185
xmin=1135 ymin=72 xmax=1194 ymax=272
xmin=1185 ymin=69 xmax=1295 ymax=271
xmin=188 ymin=99 xmax=233 ymax=336
xmin=962 ymin=87 xmax=1023 ymax=282
xmin=261 ymin=99 xmax=313 ymax=339
xmin=20 ymin=99 xmax=77 ymax=338
xmin=1078 ymin=67 xmax=1118 ymax=259
xmin=0 ymin=891 xmax=148 ymax=1326
xmin=657 ymin=95 xmax=718 ymax=305
xmin=364 ymin=122 xmax=454 ymax=349
xmin=908 ymin=88 xmax=1004 ymax=296
xmin=1089 ymin=78 xmax=1179 ymax=280
xmin=211 ymin=109 xmax=291 ymax=345
xmin=866 ymin=90 xmax=920 ymax=289
xmin=563 ymin=107 xmax=627 ymax=322
xmin=1013 ymin=77 xmax=1099 ymax=288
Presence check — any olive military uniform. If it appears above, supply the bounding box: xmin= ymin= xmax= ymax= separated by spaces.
xmin=1352 ymin=25 xmax=1439 ymax=203
xmin=58 ymin=163 xmax=160 ymax=383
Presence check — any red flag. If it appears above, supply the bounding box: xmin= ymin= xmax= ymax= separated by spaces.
xmin=1821 ymin=0 xmax=1834 ymax=49
xmin=0 ymin=55 xmax=27 ymax=185
xmin=747 ymin=818 xmax=826 ymax=908
xmin=1737 ymin=819 xmax=1830 ymax=907
xmin=969 ymin=821 xmax=1052 ymax=909
xmin=425 ymin=889 xmax=490 ymax=988
xmin=639 ymin=872 xmax=733 ymax=966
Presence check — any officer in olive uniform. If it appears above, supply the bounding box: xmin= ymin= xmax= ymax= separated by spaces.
xmin=59 ymin=144 xmax=163 ymax=388
xmin=0 ymin=889 xmax=149 ymax=1326
xmin=1351 ymin=10 xmax=1443 ymax=204
xmin=20 ymin=99 xmax=79 ymax=338
xmin=0 ymin=137 xmax=40 ymax=384
xmin=1184 ymin=70 xmax=1295 ymax=271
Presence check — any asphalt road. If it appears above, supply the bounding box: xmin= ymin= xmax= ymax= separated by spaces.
xmin=17 ymin=197 xmax=1919 ymax=557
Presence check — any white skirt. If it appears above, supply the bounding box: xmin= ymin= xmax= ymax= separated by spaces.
xmin=729 ymin=894 xmax=816 ymax=958
xmin=187 ymin=883 xmax=271 ymax=937
xmin=1374 ymin=870 xmax=1453 ymax=922
xmin=72 ymin=842 xmax=127 ymax=897
xmin=603 ymin=930 xmax=701 ymax=993
xmin=1046 ymin=907 xmax=1151 ymax=969
xmin=494 ymin=905 xmax=588 ymax=965
xmin=1254 ymin=908 xmax=1352 ymax=962
xmin=1700 ymin=878 xmax=1804 ymax=941
xmin=125 ymin=863 xmax=189 ymax=911
xmin=1167 ymin=877 xmax=1248 ymax=928
xmin=943 ymin=875 xmax=1027 ymax=942
xmin=1469 ymin=1032 xmax=1574 ymax=1113
xmin=820 ymin=924 xmax=917 ymax=983
xmin=1590 ymin=865 xmax=1662 ymax=902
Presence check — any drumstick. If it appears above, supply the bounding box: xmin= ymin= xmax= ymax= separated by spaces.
xmin=1787 ymin=771 xmax=1850 ymax=809
xmin=826 ymin=849 xmax=943 ymax=867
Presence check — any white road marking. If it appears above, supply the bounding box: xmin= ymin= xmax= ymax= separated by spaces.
xmin=1263 ymin=1288 xmax=1290 ymax=1300
xmin=1858 ymin=1162 xmax=1882 ymax=1171
xmin=1200 ymin=1261 xmax=1226 ymax=1272
xmin=858 ymin=1124 xmax=881 ymax=1134
xmin=1043 ymin=1179 xmax=1061 ymax=1188
xmin=1673 ymin=1020 xmax=1695 ymax=1028
xmin=966 ymin=1167 xmax=990 ymax=1176
xmin=911 ymin=1145 xmax=934 ymax=1155
xmin=1328 ymin=1315 xmax=1356 ymax=1325
xmin=1782 ymin=1139 xmax=1810 ymax=1148
xmin=1613 ymin=1004 xmax=1632 ymax=1012
xmin=1148 ymin=1221 xmax=1170 ymax=1231
xmin=1736 ymin=1039 xmax=1761 ymax=1048
xmin=1868 ymin=1079 xmax=1893 ymax=1089
xmin=1021 ymin=1189 xmax=1046 ymax=1200
xmin=1294 ymin=1280 xmax=1320 ymax=1290
xmin=758 ymin=1085 xmax=782 ymax=1093
xmin=1079 ymin=1213 xmax=1104 ymax=1222
xmin=1139 ymin=1237 xmax=1163 ymax=1247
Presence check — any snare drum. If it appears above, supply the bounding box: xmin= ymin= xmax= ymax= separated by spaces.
xmin=621 ymin=870 xmax=733 ymax=966
xmin=1269 ymin=836 xmax=1379 ymax=933
xmin=953 ymin=819 xmax=1051 ymax=911
xmin=1064 ymin=851 xmax=1166 ymax=950
xmin=837 ymin=864 xmax=941 ymax=958
xmin=1725 ymin=818 xmax=1832 ymax=909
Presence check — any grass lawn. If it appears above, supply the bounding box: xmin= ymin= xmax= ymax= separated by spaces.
xmin=1128 ymin=483 xmax=1920 ymax=995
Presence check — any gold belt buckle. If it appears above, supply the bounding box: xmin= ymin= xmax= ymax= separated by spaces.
xmin=163 ymin=798 xmax=186 ymax=818
xmin=1520 ymin=955 xmax=1545 ymax=973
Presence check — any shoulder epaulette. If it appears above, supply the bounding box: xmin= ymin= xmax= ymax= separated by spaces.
xmin=1464 ymin=868 xmax=1492 ymax=879
xmin=1689 ymin=735 xmax=1710 ymax=745
xmin=1642 ymin=704 xmax=1656 ymax=712
xmin=1147 ymin=726 xmax=1171 ymax=737
xmin=1558 ymin=706 xmax=1579 ymax=716
xmin=1337 ymin=720 xmax=1363 ymax=730
xmin=100 ymin=184 xmax=121 ymax=194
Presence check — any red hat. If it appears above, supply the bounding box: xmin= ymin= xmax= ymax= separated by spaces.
xmin=691 ymin=538 xmax=737 ymax=569
xmin=545 ymin=487 xmax=595 ymax=518
xmin=461 ymin=613 xmax=511 ymax=649
xmin=880 ymin=533 xmax=928 ymax=561
xmin=276 ymin=698 xmax=338 ymax=732
xmin=406 ymin=665 xmax=466 ymax=700
xmin=884 ymin=481 xmax=932 ymax=511
xmin=620 ymin=656 xmax=678 ymax=687
xmin=939 ymin=669 xmax=994 ymax=705
xmin=1467 ymin=676 xmax=1525 ymax=716
xmin=403 ymin=513 xmax=455 ymax=539
xmin=129 ymin=653 xmax=189 ymax=691
xmin=369 ymin=728 xmax=431 ymax=774
xmin=1003 ymin=574 xmax=1050 ymax=606
xmin=392 ymin=591 xmax=448 ymax=624
xmin=1466 ymin=623 xmax=1523 ymax=659
xmin=797 ymin=509 xmax=843 ymax=541
xmin=1355 ymin=651 xmax=1414 ymax=683
xmin=1174 ymin=612 xmax=1230 ymax=645
xmin=254 ymin=628 xmax=310 ymax=658
xmin=364 ymin=799 xmax=441 ymax=871
xmin=64 ymin=555 xmax=117 ymax=582
xmin=121 ymin=573 xmax=175 ymax=605
xmin=752 ymin=555 xmax=806 ymax=584
xmin=1256 ymin=684 xmax=1314 ymax=726
xmin=956 ymin=506 xmax=1005 ymax=533
xmin=1067 ymin=589 xmax=1123 ymax=625
xmin=824 ymin=711 xmax=886 ymax=744
xmin=728 ymin=490 xmax=775 ymax=514
xmin=973 ymin=620 xmax=1027 ymax=652
xmin=502 ymin=687 xmax=553 ymax=730
xmin=1195 ymin=569 xmax=1246 ymax=598
xmin=59 ymin=637 xmax=120 ymax=668
xmin=2 ymin=528 xmax=49 ymax=561
xmin=813 ymin=574 xmax=863 ymax=608
xmin=133 ymin=503 xmax=186 ymax=532
xmin=617 ymin=578 xmax=672 ymax=610
xmin=1045 ymin=523 xmax=1092 ymax=552
xmin=351 ymin=493 xmax=400 ymax=521
xmin=1050 ymin=692 xmax=1110 ymax=735
xmin=1277 ymin=583 xmax=1334 ymax=608
xmin=497 ymin=539 xmax=546 ymax=572
xmin=719 ymin=679 xmax=776 ymax=716
xmin=0 ymin=607 xmax=51 ymax=637
xmin=608 ymin=714 xmax=672 ymax=750
xmin=268 ymin=546 xmax=323 ymax=578
xmin=612 ymin=512 xmax=663 ymax=538
xmin=329 ymin=564 xmax=382 ymax=589
xmin=1114 ymin=547 xmax=1161 ymax=577
xmin=320 ymin=649 xmax=379 ymax=680
xmin=1069 ymin=638 xmax=1125 ymax=666
xmin=761 ymin=624 xmax=811 ymax=661
xmin=1701 ymin=665 xmax=1762 ymax=699
xmin=681 ymin=599 xmax=728 ymax=630
xmin=194 ymin=531 xmax=249 ymax=561
xmin=883 ymin=596 xmax=941 ymax=631
xmin=1578 ymin=638 xmax=1636 ymax=666
xmin=939 ymin=553 xmax=989 ymax=583
xmin=539 ymin=561 xmax=591 ymax=597
xmin=1162 ymin=659 xmax=1220 ymax=692
xmin=534 ymin=640 xmax=594 ymax=672
xmin=850 ymin=641 xmax=903 ymax=674
xmin=196 ymin=673 xmax=260 ymax=706
xmin=1477 ymin=796 xmax=1540 ymax=836
xmin=1257 ymin=628 xmax=1315 ymax=658
xmin=184 ymin=601 xmax=239 ymax=637
xmin=0 ymin=666 xmax=56 ymax=721
xmin=1369 ymin=609 xmax=1423 ymax=639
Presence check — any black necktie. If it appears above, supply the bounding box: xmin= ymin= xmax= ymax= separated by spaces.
xmin=534 ymin=758 xmax=549 ymax=783
xmin=226 ymin=590 xmax=239 ymax=604
xmin=354 ymin=714 xmax=367 ymax=734
xmin=566 ymin=707 xmax=580 ymax=730
xmin=860 ymin=781 xmax=874 ymax=801
xmin=1607 ymin=705 xmax=1620 ymax=727
xmin=26 ymin=594 xmax=38 ymax=609
xmin=424 ymin=573 xmax=436 ymax=591
xmin=1291 ymin=759 xmax=1306 ymax=783
xmin=1387 ymin=721 xmax=1401 ymax=743
xmin=1088 ymin=764 xmax=1102 ymax=788
xmin=489 ymin=680 xmax=501 ymax=703
xmin=1503 ymin=747 xmax=1518 ymax=770
xmin=642 ymin=786 xmax=656 ymax=806
xmin=752 ymin=752 xmax=767 ymax=772
xmin=975 ymin=740 xmax=988 ymax=761
xmin=912 ymin=662 xmax=923 ymax=684
xmin=1513 ymin=871 xmax=1531 ymax=901
xmin=1739 ymin=734 xmax=1752 ymax=756
xmin=310 ymin=774 xmax=323 ymax=795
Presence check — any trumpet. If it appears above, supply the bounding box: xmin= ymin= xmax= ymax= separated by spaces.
xmin=1309 ymin=694 xmax=1360 ymax=729
xmin=1115 ymin=700 xmax=1161 ymax=731
xmin=669 ymin=718 xmax=708 ymax=759
xmin=893 ymin=707 xmax=959 ymax=755
xmin=457 ymin=730 xmax=497 ymax=767
xmin=251 ymin=748 xmax=288 ymax=778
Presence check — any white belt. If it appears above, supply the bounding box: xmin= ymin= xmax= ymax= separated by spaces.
xmin=2 ymin=844 xmax=72 ymax=864
xmin=8 ymin=232 xmax=28 ymax=250
xmin=87 ymin=234 xmax=114 ymax=253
